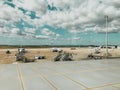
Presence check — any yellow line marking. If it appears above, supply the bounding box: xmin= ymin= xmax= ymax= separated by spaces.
xmin=35 ymin=65 xmax=89 ymax=89
xmin=16 ymin=64 xmax=23 ymax=90
xmin=62 ymin=74 xmax=89 ymax=89
xmin=17 ymin=64 xmax=25 ymax=90
xmin=89 ymin=83 xmax=120 ymax=90
xmin=35 ymin=64 xmax=120 ymax=90
xmin=52 ymin=66 xmax=120 ymax=75
xmin=30 ymin=66 xmax=58 ymax=90
xmin=34 ymin=64 xmax=120 ymax=75
xmin=19 ymin=63 xmax=120 ymax=90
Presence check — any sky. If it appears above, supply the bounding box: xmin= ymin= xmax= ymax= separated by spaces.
xmin=0 ymin=0 xmax=120 ymax=46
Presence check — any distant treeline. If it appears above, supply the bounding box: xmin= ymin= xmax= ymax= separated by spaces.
xmin=0 ymin=45 xmax=118 ymax=49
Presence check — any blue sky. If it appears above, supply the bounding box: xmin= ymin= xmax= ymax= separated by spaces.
xmin=0 ymin=0 xmax=120 ymax=45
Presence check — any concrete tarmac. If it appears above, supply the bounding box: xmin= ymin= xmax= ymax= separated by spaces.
xmin=0 ymin=59 xmax=120 ymax=90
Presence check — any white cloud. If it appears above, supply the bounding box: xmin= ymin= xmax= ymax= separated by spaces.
xmin=0 ymin=27 xmax=9 ymax=34
xmin=56 ymin=34 xmax=60 ymax=37
xmin=47 ymin=0 xmax=85 ymax=10
xmin=13 ymin=0 xmax=47 ymax=15
xmin=0 ymin=4 xmax=24 ymax=23
xmin=38 ymin=0 xmax=120 ymax=33
xmin=105 ymin=0 xmax=120 ymax=8
xmin=0 ymin=1 xmax=43 ymax=29
xmin=35 ymin=35 xmax=49 ymax=39
xmin=69 ymin=29 xmax=81 ymax=33
xmin=104 ymin=6 xmax=117 ymax=18
xmin=0 ymin=27 xmax=26 ymax=37
xmin=24 ymin=28 xmax=36 ymax=34
xmin=41 ymin=28 xmax=55 ymax=36
xmin=94 ymin=25 xmax=120 ymax=33
xmin=73 ymin=37 xmax=81 ymax=40
xmin=0 ymin=0 xmax=120 ymax=37
xmin=41 ymin=28 xmax=60 ymax=37
xmin=11 ymin=28 xmax=20 ymax=34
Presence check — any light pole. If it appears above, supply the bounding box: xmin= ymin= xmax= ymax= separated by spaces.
xmin=105 ymin=15 xmax=108 ymax=57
